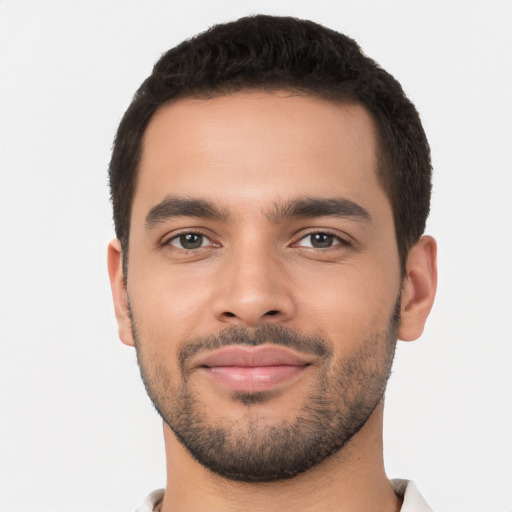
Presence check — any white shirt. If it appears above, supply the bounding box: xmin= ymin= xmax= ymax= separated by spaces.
xmin=391 ymin=479 xmax=434 ymax=511
xmin=134 ymin=479 xmax=433 ymax=511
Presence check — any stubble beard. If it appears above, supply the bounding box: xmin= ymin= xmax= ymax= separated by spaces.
xmin=130 ymin=300 xmax=400 ymax=483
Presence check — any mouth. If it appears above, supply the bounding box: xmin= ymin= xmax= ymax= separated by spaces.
xmin=194 ymin=345 xmax=313 ymax=393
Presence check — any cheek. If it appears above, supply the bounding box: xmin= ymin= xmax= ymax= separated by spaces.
xmin=127 ymin=258 xmax=217 ymax=348
xmin=294 ymin=260 xmax=400 ymax=346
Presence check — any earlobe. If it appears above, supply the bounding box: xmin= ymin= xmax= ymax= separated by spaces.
xmin=107 ymin=239 xmax=135 ymax=346
xmin=398 ymin=236 xmax=438 ymax=342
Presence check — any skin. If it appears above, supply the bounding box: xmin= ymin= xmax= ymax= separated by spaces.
xmin=108 ymin=91 xmax=437 ymax=512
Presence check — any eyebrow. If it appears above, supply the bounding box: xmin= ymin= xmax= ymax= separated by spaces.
xmin=145 ymin=196 xmax=228 ymax=228
xmin=267 ymin=197 xmax=372 ymax=223
xmin=144 ymin=195 xmax=372 ymax=229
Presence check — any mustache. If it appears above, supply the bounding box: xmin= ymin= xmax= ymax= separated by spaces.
xmin=178 ymin=324 xmax=332 ymax=373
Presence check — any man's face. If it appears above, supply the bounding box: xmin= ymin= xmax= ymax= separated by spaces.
xmin=117 ymin=92 xmax=404 ymax=481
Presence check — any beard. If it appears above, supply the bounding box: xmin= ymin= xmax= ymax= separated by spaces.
xmin=130 ymin=300 xmax=400 ymax=483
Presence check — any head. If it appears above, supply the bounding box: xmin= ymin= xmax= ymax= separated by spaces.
xmin=109 ymin=15 xmax=432 ymax=274
xmin=108 ymin=15 xmax=437 ymax=483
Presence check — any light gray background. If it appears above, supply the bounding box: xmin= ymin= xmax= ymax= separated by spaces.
xmin=1 ymin=1 xmax=511 ymax=511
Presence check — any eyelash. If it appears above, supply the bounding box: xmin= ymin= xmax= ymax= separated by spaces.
xmin=162 ymin=229 xmax=350 ymax=252
xmin=163 ymin=230 xmax=217 ymax=251
xmin=293 ymin=230 xmax=350 ymax=250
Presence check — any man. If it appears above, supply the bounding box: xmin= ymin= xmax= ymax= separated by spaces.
xmin=107 ymin=15 xmax=437 ymax=512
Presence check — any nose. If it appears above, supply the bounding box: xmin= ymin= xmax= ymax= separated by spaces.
xmin=211 ymin=245 xmax=296 ymax=327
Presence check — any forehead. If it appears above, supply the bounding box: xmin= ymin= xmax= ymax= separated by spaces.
xmin=133 ymin=91 xmax=388 ymax=222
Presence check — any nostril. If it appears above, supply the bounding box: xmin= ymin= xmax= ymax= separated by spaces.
xmin=220 ymin=310 xmax=281 ymax=322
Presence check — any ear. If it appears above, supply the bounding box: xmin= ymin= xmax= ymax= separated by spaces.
xmin=398 ymin=235 xmax=438 ymax=341
xmin=107 ymin=239 xmax=135 ymax=346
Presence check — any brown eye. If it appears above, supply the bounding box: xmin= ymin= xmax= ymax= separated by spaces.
xmin=310 ymin=233 xmax=334 ymax=248
xmin=169 ymin=233 xmax=208 ymax=250
xmin=296 ymin=232 xmax=346 ymax=249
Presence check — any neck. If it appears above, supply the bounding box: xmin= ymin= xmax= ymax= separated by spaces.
xmin=158 ymin=401 xmax=401 ymax=512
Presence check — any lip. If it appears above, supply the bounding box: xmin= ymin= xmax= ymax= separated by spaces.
xmin=197 ymin=345 xmax=313 ymax=367
xmin=195 ymin=346 xmax=313 ymax=393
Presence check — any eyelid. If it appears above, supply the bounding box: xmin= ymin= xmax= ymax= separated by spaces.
xmin=292 ymin=229 xmax=351 ymax=248
xmin=161 ymin=229 xmax=219 ymax=249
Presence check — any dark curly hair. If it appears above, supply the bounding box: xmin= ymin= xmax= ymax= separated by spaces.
xmin=109 ymin=15 xmax=431 ymax=271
